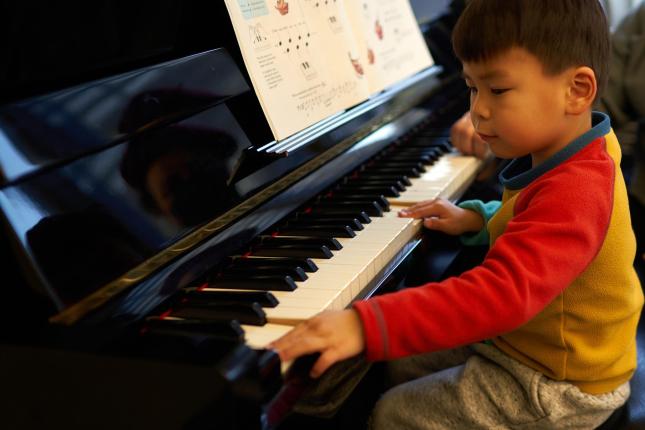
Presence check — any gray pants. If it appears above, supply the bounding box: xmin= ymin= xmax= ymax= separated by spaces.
xmin=370 ymin=343 xmax=630 ymax=429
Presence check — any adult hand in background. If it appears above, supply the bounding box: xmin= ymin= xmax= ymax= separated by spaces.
xmin=450 ymin=111 xmax=492 ymax=160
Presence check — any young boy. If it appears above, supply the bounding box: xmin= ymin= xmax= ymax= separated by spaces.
xmin=272 ymin=0 xmax=644 ymax=427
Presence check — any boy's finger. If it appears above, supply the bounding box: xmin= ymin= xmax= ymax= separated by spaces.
xmin=310 ymin=350 xmax=340 ymax=378
xmin=269 ymin=326 xmax=309 ymax=357
xmin=423 ymin=217 xmax=448 ymax=231
xmin=404 ymin=197 xmax=438 ymax=210
xmin=269 ymin=323 xmax=302 ymax=349
xmin=423 ymin=217 xmax=436 ymax=230
xmin=403 ymin=205 xmax=450 ymax=220
xmin=399 ymin=200 xmax=439 ymax=217
xmin=275 ymin=333 xmax=328 ymax=362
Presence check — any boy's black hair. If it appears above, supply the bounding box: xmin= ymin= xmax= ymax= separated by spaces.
xmin=452 ymin=0 xmax=610 ymax=97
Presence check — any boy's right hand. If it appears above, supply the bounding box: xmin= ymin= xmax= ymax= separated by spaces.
xmin=398 ymin=197 xmax=484 ymax=235
xmin=270 ymin=309 xmax=365 ymax=378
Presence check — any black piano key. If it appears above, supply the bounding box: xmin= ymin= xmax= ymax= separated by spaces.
xmin=388 ymin=148 xmax=439 ymax=158
xmin=425 ymin=152 xmax=442 ymax=162
xmin=357 ymin=174 xmax=412 ymax=186
xmin=413 ymin=135 xmax=450 ymax=143
xmin=209 ymin=275 xmax=298 ymax=291
xmin=256 ymin=235 xmax=342 ymax=251
xmin=277 ymin=225 xmax=355 ymax=239
xmin=344 ymin=179 xmax=406 ymax=192
xmin=397 ymin=143 xmax=444 ymax=150
xmin=362 ymin=166 xmax=421 ymax=178
xmin=413 ymin=129 xmax=450 ymax=138
xmin=285 ymin=218 xmax=364 ymax=231
xmin=226 ymin=261 xmax=309 ymax=275
xmin=322 ymin=195 xmax=391 ymax=211
xmin=408 ymin=139 xmax=452 ymax=152
xmin=426 ymin=146 xmax=445 ymax=154
xmin=370 ymin=161 xmax=427 ymax=173
xmin=252 ymin=244 xmax=334 ymax=259
xmin=229 ymin=256 xmax=319 ymax=272
xmin=145 ymin=318 xmax=245 ymax=342
xmin=183 ymin=289 xmax=280 ymax=307
xmin=222 ymin=265 xmax=308 ymax=281
xmin=307 ymin=208 xmax=375 ymax=222
xmin=317 ymin=199 xmax=388 ymax=216
xmin=335 ymin=184 xmax=400 ymax=197
xmin=394 ymin=148 xmax=442 ymax=158
xmin=386 ymin=154 xmax=435 ymax=164
xmin=172 ymin=302 xmax=268 ymax=326
xmin=304 ymin=210 xmax=372 ymax=224
xmin=312 ymin=201 xmax=383 ymax=217
xmin=369 ymin=195 xmax=391 ymax=210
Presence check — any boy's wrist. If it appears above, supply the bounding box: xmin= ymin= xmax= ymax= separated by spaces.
xmin=461 ymin=208 xmax=485 ymax=233
xmin=457 ymin=200 xmax=499 ymax=246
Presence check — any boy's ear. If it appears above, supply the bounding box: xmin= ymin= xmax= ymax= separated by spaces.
xmin=565 ymin=66 xmax=597 ymax=114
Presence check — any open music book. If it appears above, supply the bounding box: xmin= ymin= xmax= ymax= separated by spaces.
xmin=224 ymin=0 xmax=434 ymax=140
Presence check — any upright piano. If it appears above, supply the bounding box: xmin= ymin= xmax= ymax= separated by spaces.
xmin=0 ymin=1 xmax=480 ymax=429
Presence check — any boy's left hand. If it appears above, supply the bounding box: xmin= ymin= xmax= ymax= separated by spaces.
xmin=270 ymin=309 xmax=365 ymax=378
xmin=398 ymin=197 xmax=484 ymax=235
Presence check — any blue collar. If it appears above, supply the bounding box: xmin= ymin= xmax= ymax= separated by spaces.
xmin=499 ymin=111 xmax=611 ymax=190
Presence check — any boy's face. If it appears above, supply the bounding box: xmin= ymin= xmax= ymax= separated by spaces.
xmin=462 ymin=47 xmax=577 ymax=163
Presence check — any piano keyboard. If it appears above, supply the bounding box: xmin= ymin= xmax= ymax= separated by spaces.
xmin=145 ymin=133 xmax=482 ymax=350
xmin=245 ymin=151 xmax=480 ymax=347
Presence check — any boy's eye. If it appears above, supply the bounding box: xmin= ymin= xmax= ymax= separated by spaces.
xmin=491 ymin=88 xmax=509 ymax=95
xmin=468 ymin=86 xmax=478 ymax=94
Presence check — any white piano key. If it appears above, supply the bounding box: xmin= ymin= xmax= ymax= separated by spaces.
xmin=243 ymin=323 xmax=294 ymax=349
xmin=242 ymin=323 xmax=299 ymax=373
xmin=264 ymin=306 xmax=323 ymax=324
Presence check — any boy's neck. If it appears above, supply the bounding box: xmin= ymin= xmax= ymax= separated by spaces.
xmin=530 ymin=111 xmax=593 ymax=167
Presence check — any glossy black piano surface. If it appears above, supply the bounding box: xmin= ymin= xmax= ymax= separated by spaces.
xmin=0 ymin=1 xmax=470 ymax=429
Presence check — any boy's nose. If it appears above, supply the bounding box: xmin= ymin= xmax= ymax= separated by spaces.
xmin=470 ymin=94 xmax=490 ymax=122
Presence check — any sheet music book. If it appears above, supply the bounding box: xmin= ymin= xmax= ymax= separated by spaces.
xmin=224 ymin=0 xmax=434 ymax=141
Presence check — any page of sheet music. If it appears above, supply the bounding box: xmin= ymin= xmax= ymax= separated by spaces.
xmin=224 ymin=0 xmax=370 ymax=140
xmin=344 ymin=0 xmax=434 ymax=95
xmin=224 ymin=0 xmax=434 ymax=141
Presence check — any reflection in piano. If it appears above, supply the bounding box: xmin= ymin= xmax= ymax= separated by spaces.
xmin=0 ymin=1 xmax=481 ymax=429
